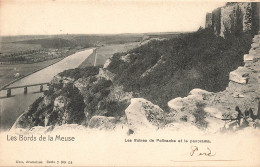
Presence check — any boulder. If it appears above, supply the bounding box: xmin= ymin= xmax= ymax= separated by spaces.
xmin=168 ymin=94 xmax=203 ymax=112
xmin=167 ymin=90 xmax=208 ymax=124
xmin=125 ymin=98 xmax=165 ymax=133
xmin=88 ymin=116 xmax=117 ymax=130
xmin=229 ymin=66 xmax=250 ymax=84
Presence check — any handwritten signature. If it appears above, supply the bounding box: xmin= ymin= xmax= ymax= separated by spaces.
xmin=190 ymin=146 xmax=216 ymax=156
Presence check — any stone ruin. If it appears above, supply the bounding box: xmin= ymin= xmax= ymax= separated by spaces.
xmin=206 ymin=2 xmax=260 ymax=37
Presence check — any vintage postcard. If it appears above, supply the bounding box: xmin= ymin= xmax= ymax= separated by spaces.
xmin=0 ymin=0 xmax=260 ymax=166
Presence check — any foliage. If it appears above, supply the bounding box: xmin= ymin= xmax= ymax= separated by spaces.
xmin=105 ymin=100 xmax=127 ymax=118
xmin=193 ymin=102 xmax=208 ymax=129
xmin=58 ymin=66 xmax=100 ymax=80
xmin=59 ymin=83 xmax=86 ymax=124
xmin=18 ymin=97 xmax=45 ymax=128
xmin=84 ymin=78 xmax=113 ymax=116
xmin=107 ymin=28 xmax=253 ymax=110
xmin=91 ymin=79 xmax=112 ymax=94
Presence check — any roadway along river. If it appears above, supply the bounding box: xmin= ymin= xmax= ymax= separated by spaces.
xmin=0 ymin=49 xmax=94 ymax=131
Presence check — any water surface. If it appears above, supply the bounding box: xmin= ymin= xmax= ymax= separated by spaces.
xmin=0 ymin=49 xmax=93 ymax=131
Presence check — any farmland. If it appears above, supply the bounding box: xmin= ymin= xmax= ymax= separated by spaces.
xmin=0 ymin=32 xmax=180 ymax=88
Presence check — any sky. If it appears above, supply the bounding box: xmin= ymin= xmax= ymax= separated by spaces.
xmin=0 ymin=0 xmax=227 ymax=36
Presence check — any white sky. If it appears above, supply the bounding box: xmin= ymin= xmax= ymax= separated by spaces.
xmin=0 ymin=0 xmax=228 ymax=36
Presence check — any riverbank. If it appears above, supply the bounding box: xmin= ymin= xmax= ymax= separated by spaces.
xmin=79 ymin=43 xmax=139 ymax=68
xmin=0 ymin=49 xmax=94 ymax=131
xmin=0 ymin=48 xmax=90 ymax=90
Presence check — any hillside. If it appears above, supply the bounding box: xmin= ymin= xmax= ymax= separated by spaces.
xmin=107 ymin=28 xmax=253 ymax=109
xmin=11 ymin=2 xmax=260 ymax=134
xmin=12 ymin=28 xmax=259 ymax=133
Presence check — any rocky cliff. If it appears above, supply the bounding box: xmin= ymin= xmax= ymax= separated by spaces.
xmin=12 ymin=31 xmax=260 ymax=134
xmin=11 ymin=4 xmax=260 ymax=134
xmin=206 ymin=2 xmax=260 ymax=37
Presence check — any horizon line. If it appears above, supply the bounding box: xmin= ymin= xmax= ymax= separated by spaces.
xmin=0 ymin=31 xmax=194 ymax=37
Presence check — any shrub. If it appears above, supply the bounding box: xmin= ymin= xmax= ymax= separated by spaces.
xmin=60 ymin=83 xmax=86 ymax=124
xmin=193 ymin=102 xmax=208 ymax=129
xmin=105 ymin=100 xmax=127 ymax=118
xmin=59 ymin=66 xmax=100 ymax=80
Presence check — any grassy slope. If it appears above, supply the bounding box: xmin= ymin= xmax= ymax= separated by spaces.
xmin=107 ymin=28 xmax=253 ymax=110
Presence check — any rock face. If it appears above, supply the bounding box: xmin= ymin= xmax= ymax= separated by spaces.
xmin=97 ymin=68 xmax=115 ymax=81
xmin=125 ymin=98 xmax=165 ymax=133
xmin=205 ymin=12 xmax=213 ymax=28
xmin=206 ymin=2 xmax=260 ymax=37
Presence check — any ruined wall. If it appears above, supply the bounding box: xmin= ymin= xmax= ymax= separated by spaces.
xmin=207 ymin=2 xmax=260 ymax=37
xmin=212 ymin=8 xmax=221 ymax=36
xmin=220 ymin=3 xmax=252 ymax=37
xmin=255 ymin=3 xmax=260 ymax=31
xmin=205 ymin=13 xmax=212 ymax=28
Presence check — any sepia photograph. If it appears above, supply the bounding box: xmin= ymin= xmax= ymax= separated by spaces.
xmin=0 ymin=0 xmax=260 ymax=166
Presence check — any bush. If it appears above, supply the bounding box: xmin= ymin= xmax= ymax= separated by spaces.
xmin=91 ymin=79 xmax=112 ymax=94
xmin=59 ymin=66 xmax=100 ymax=80
xmin=193 ymin=102 xmax=208 ymax=129
xmin=105 ymin=100 xmax=127 ymax=118
xmin=60 ymin=83 xmax=86 ymax=124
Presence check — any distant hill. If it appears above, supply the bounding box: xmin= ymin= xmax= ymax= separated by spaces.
xmin=15 ymin=38 xmax=78 ymax=49
xmin=0 ymin=33 xmax=180 ymax=54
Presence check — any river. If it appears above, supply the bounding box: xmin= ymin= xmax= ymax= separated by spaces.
xmin=0 ymin=49 xmax=94 ymax=131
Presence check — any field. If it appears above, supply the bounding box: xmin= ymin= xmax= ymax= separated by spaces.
xmin=0 ymin=32 xmax=180 ymax=88
xmin=0 ymin=58 xmax=63 ymax=88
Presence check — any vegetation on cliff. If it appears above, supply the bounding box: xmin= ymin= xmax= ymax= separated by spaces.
xmin=59 ymin=66 xmax=100 ymax=80
xmin=14 ymin=26 xmax=256 ymax=130
xmin=107 ymin=28 xmax=253 ymax=109
xmin=17 ymin=82 xmax=85 ymax=128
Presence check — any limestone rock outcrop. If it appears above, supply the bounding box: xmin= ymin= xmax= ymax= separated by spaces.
xmin=97 ymin=68 xmax=115 ymax=81
xmin=125 ymin=98 xmax=165 ymax=133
